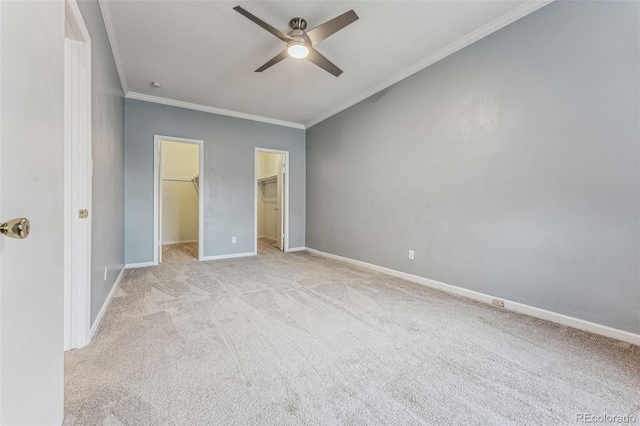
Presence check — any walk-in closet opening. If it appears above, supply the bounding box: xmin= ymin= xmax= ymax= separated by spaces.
xmin=154 ymin=136 xmax=204 ymax=264
xmin=255 ymin=149 xmax=289 ymax=253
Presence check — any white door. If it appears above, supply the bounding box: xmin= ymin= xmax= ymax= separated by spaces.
xmin=1 ymin=1 xmax=66 ymax=424
xmin=276 ymin=155 xmax=284 ymax=251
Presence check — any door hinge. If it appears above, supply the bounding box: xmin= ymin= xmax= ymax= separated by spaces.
xmin=79 ymin=209 xmax=89 ymax=219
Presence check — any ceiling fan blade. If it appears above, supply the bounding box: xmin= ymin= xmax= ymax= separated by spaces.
xmin=306 ymin=48 xmax=343 ymax=77
xmin=233 ymin=6 xmax=292 ymax=43
xmin=255 ymin=50 xmax=289 ymax=72
xmin=306 ymin=10 xmax=359 ymax=46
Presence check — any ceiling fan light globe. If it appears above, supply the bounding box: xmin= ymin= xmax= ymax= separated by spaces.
xmin=287 ymin=43 xmax=309 ymax=59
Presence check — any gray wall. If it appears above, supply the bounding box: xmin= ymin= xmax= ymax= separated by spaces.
xmin=124 ymin=99 xmax=305 ymax=263
xmin=78 ymin=0 xmax=125 ymax=325
xmin=306 ymin=1 xmax=639 ymax=334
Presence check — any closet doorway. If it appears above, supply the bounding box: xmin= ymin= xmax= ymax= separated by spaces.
xmin=154 ymin=135 xmax=204 ymax=264
xmin=255 ymin=148 xmax=289 ymax=253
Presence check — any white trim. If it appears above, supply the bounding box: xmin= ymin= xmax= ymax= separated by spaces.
xmin=97 ymin=0 xmax=127 ymax=94
xmin=286 ymin=247 xmax=306 ymax=252
xmin=64 ymin=0 xmax=93 ymax=351
xmin=305 ymin=1 xmax=553 ymax=128
xmin=153 ymin=137 xmax=159 ymax=264
xmin=162 ymin=240 xmax=199 ymax=245
xmin=304 ymin=247 xmax=640 ymax=346
xmin=65 ymin=0 xmax=89 ymax=40
xmin=127 ymin=92 xmax=305 ymax=130
xmin=201 ymin=252 xmax=256 ymax=261
xmin=63 ymin=36 xmax=72 ymax=351
xmin=89 ymin=267 xmax=125 ymax=339
xmin=254 ymin=148 xmax=290 ymax=254
xmin=125 ymin=261 xmax=157 ymax=269
xmin=154 ymin=135 xmax=204 ymax=264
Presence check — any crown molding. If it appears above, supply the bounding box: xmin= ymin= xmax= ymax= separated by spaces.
xmin=98 ymin=0 xmax=128 ymax=94
xmin=305 ymin=0 xmax=554 ymax=128
xmin=125 ymin=92 xmax=306 ymax=130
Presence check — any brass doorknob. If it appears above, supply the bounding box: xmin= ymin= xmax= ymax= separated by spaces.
xmin=1 ymin=218 xmax=30 ymax=239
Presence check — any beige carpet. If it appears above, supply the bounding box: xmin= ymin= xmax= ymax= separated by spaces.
xmin=162 ymin=242 xmax=199 ymax=264
xmin=64 ymin=239 xmax=640 ymax=425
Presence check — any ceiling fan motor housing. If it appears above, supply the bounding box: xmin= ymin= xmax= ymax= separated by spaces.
xmin=288 ymin=29 xmax=311 ymax=43
xmin=287 ymin=27 xmax=312 ymax=55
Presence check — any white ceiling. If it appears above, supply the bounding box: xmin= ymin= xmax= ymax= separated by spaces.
xmin=100 ymin=1 xmax=550 ymax=128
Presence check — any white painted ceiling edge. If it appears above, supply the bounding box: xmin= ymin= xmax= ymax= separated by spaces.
xmin=99 ymin=0 xmax=553 ymax=130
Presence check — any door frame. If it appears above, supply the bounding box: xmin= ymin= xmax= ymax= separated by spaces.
xmin=153 ymin=135 xmax=204 ymax=264
xmin=64 ymin=0 xmax=92 ymax=350
xmin=254 ymin=148 xmax=290 ymax=253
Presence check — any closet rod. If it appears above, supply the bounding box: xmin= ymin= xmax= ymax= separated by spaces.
xmin=162 ymin=178 xmax=192 ymax=182
xmin=257 ymin=175 xmax=277 ymax=184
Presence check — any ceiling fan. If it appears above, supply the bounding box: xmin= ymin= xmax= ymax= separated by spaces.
xmin=233 ymin=6 xmax=359 ymax=77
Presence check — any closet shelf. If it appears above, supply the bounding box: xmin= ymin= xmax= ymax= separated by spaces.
xmin=257 ymin=175 xmax=277 ymax=184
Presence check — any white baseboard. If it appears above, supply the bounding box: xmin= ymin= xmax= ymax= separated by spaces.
xmin=201 ymin=251 xmax=256 ymax=261
xmin=90 ymin=266 xmax=125 ymax=339
xmin=162 ymin=240 xmax=198 ymax=245
xmin=286 ymin=247 xmax=306 ymax=252
xmin=305 ymin=247 xmax=640 ymax=346
xmin=125 ymin=261 xmax=157 ymax=269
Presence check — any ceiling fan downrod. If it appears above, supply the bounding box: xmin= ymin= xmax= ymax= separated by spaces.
xmin=289 ymin=17 xmax=307 ymax=31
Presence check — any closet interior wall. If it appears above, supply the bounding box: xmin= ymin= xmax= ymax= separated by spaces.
xmin=257 ymin=152 xmax=281 ymax=241
xmin=161 ymin=141 xmax=200 ymax=245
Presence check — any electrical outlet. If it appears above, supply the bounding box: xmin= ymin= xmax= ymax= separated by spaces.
xmin=492 ymin=298 xmax=504 ymax=308
xmin=408 ymin=250 xmax=414 ymax=260
xmin=232 ymin=236 xmax=236 ymax=244
xmin=104 ymin=266 xmax=107 ymax=281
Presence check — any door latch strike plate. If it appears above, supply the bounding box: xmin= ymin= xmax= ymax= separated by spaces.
xmin=79 ymin=209 xmax=89 ymax=219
